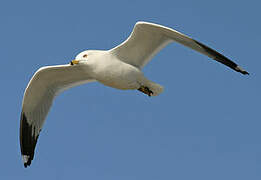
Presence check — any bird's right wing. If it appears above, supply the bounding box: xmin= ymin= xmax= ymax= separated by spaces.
xmin=20 ymin=64 xmax=95 ymax=167
xmin=111 ymin=21 xmax=248 ymax=74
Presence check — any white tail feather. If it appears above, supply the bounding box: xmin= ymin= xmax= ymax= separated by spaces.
xmin=148 ymin=82 xmax=164 ymax=96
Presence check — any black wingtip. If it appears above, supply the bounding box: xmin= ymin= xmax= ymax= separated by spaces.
xmin=193 ymin=40 xmax=249 ymax=75
xmin=23 ymin=155 xmax=32 ymax=168
xmin=24 ymin=162 xmax=29 ymax=168
xmin=242 ymin=71 xmax=249 ymax=75
xmin=20 ymin=112 xmax=38 ymax=168
xmin=24 ymin=163 xmax=30 ymax=168
xmin=235 ymin=65 xmax=249 ymax=75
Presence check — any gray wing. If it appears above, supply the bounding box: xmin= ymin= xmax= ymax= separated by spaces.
xmin=20 ymin=64 xmax=95 ymax=167
xmin=110 ymin=21 xmax=248 ymax=74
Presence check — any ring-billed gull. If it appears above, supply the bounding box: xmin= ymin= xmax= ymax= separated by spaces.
xmin=20 ymin=21 xmax=249 ymax=167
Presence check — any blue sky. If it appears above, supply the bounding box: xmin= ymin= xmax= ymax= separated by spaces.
xmin=1 ymin=0 xmax=260 ymax=179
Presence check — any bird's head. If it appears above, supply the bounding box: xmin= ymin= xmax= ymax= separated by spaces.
xmin=70 ymin=50 xmax=90 ymax=65
xmin=70 ymin=50 xmax=104 ymax=66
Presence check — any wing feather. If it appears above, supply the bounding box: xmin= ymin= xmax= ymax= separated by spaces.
xmin=111 ymin=21 xmax=248 ymax=74
xmin=20 ymin=64 xmax=95 ymax=167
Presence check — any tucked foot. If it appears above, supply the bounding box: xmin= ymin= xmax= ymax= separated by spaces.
xmin=138 ymin=86 xmax=153 ymax=97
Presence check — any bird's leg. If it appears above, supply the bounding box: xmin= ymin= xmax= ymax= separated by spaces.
xmin=138 ymin=85 xmax=153 ymax=97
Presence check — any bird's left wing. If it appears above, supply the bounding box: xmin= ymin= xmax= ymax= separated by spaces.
xmin=110 ymin=21 xmax=248 ymax=74
xmin=20 ymin=64 xmax=95 ymax=167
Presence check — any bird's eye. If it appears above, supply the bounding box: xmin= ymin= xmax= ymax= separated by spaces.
xmin=83 ymin=54 xmax=88 ymax=58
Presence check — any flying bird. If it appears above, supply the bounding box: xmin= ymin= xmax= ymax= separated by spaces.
xmin=20 ymin=21 xmax=249 ymax=167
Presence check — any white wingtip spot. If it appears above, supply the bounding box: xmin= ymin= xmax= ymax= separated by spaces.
xmin=235 ymin=65 xmax=244 ymax=72
xmin=235 ymin=65 xmax=249 ymax=75
xmin=22 ymin=155 xmax=29 ymax=163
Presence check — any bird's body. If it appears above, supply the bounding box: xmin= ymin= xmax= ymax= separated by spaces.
xmin=20 ymin=21 xmax=249 ymax=167
xmin=72 ymin=50 xmax=163 ymax=93
xmin=84 ymin=50 xmax=142 ymax=90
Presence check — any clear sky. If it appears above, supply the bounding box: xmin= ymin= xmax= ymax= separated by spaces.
xmin=1 ymin=0 xmax=260 ymax=179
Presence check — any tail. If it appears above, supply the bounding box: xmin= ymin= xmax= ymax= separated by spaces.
xmin=147 ymin=81 xmax=164 ymax=96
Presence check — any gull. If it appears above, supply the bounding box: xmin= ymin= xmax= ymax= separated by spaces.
xmin=20 ymin=21 xmax=249 ymax=167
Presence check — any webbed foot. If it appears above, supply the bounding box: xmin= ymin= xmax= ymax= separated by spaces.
xmin=138 ymin=86 xmax=153 ymax=97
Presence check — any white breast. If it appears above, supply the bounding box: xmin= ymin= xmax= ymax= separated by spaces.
xmin=91 ymin=53 xmax=143 ymax=90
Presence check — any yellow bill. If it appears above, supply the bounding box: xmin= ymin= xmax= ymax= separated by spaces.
xmin=70 ymin=60 xmax=79 ymax=65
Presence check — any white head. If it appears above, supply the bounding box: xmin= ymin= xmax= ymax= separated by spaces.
xmin=70 ymin=50 xmax=102 ymax=65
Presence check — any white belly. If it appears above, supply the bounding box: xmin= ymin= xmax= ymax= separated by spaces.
xmin=92 ymin=59 xmax=143 ymax=90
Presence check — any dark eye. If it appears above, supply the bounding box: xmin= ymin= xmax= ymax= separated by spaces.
xmin=83 ymin=54 xmax=88 ymax=58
